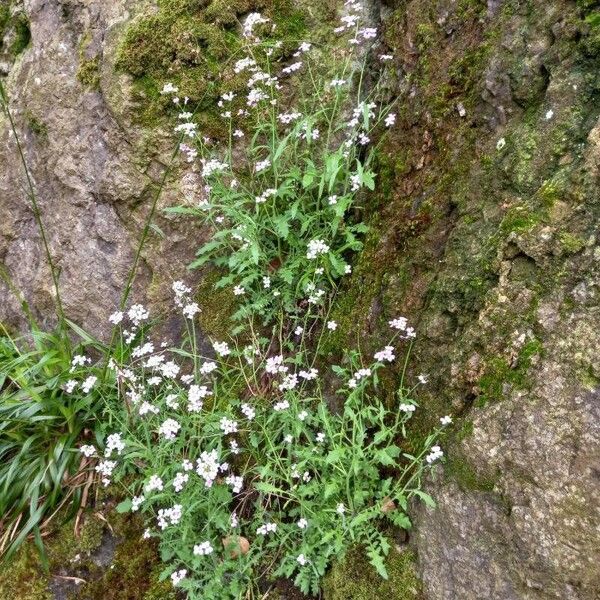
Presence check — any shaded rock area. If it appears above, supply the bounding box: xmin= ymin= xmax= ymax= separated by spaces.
xmin=1 ymin=0 xmax=600 ymax=599
xmin=329 ymin=0 xmax=600 ymax=598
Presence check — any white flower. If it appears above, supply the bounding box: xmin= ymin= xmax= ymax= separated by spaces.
xmin=171 ymin=569 xmax=187 ymax=586
xmin=188 ymin=384 xmax=211 ymax=412
xmin=374 ymin=346 xmax=396 ymax=363
xmin=131 ymin=495 xmax=145 ymax=511
xmin=256 ymin=522 xmax=277 ymax=535
xmin=79 ymin=444 xmax=96 ymax=458
xmin=389 ymin=317 xmax=408 ymax=330
xmin=496 ymin=137 xmax=506 ymax=150
xmin=183 ymin=302 xmax=200 ymax=319
xmin=109 ymin=311 xmax=123 ymax=325
xmin=160 ymin=361 xmax=180 ymax=379
xmin=297 ymin=518 xmax=308 ymax=529
xmin=279 ymin=374 xmax=298 ymax=391
xmin=159 ymin=418 xmax=181 ymax=440
xmin=266 ymin=355 xmax=287 ymax=374
xmin=160 ymin=83 xmax=178 ymax=95
xmin=95 ymin=460 xmax=116 ymax=486
xmin=328 ymin=195 xmax=338 ymax=205
xmin=299 ymin=369 xmax=318 ymax=381
xmin=440 ymin=415 xmax=452 ymax=426
xmin=380 ymin=54 xmax=393 ymax=61
xmin=132 ymin=342 xmax=154 ymax=358
xmin=255 ymin=158 xmax=271 ymax=173
xmin=316 ymin=432 xmax=326 ymax=443
xmin=262 ymin=276 xmax=271 ymax=288
xmin=128 ymin=304 xmax=149 ymax=326
xmin=418 ymin=374 xmax=429 ymax=385
xmin=233 ymin=285 xmax=245 ymax=296
xmin=157 ymin=504 xmax=182 ymax=529
xmin=284 ymin=434 xmax=293 ymax=443
xmin=82 ymin=375 xmax=97 ymax=394
xmin=105 ymin=433 xmax=125 ymax=457
xmin=327 ymin=320 xmax=338 ymax=331
xmin=336 ymin=503 xmax=346 ymax=515
xmin=545 ymin=109 xmax=554 ymax=120
xmin=173 ymin=472 xmax=189 ymax=492
xmin=297 ymin=554 xmax=308 ymax=565
xmin=385 ymin=113 xmax=396 ymax=127
xmin=306 ymin=239 xmax=330 ymax=259
xmin=277 ymin=111 xmax=302 ymax=124
xmin=220 ymin=417 xmax=238 ymax=435
xmin=241 ymin=403 xmax=256 ymax=420
xmin=193 ymin=541 xmax=214 ymax=556
xmin=399 ymin=403 xmax=416 ymax=413
xmin=274 ymin=399 xmax=290 ymax=411
xmin=225 ymin=474 xmax=243 ymax=493
xmin=213 ymin=341 xmax=231 ymax=357
xmin=64 ymin=379 xmax=78 ymax=393
xmin=196 ymin=450 xmax=221 ymax=487
xmin=182 ymin=459 xmax=194 ymax=472
xmin=426 ymin=445 xmax=444 ymax=464
xmin=330 ymin=78 xmax=346 ymax=87
xmin=230 ymin=439 xmax=240 ymax=455
xmin=200 ymin=361 xmax=218 ymax=375
xmin=139 ymin=401 xmax=159 ymax=416
xmin=294 ymin=326 xmax=304 ymax=336
xmin=145 ymin=475 xmax=164 ymax=493
xmin=282 ymin=61 xmax=303 ymax=74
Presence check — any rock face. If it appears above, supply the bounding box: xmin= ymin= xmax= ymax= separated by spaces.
xmin=334 ymin=0 xmax=600 ymax=598
xmin=1 ymin=0 xmax=600 ymax=599
xmin=0 ymin=0 xmax=202 ymax=337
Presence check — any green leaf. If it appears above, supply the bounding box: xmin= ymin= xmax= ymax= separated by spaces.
xmin=413 ymin=490 xmax=436 ymax=507
xmin=116 ymin=498 xmax=132 ymax=513
xmin=367 ymin=546 xmax=388 ymax=579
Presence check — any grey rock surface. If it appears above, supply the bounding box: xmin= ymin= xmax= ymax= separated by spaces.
xmin=0 ymin=0 xmax=201 ymax=338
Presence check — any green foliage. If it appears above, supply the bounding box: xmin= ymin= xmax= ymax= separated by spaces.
xmin=0 ymin=326 xmax=103 ymax=560
xmin=77 ymin=312 xmax=444 ymax=599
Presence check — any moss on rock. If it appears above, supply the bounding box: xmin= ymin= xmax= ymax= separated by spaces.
xmin=323 ymin=547 xmax=423 ymax=600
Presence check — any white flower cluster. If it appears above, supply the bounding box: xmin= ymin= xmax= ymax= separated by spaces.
xmin=225 ymin=474 xmax=243 ymax=493
xmin=145 ymin=474 xmax=164 ymax=493
xmin=105 ymin=433 xmax=125 ymax=458
xmin=256 ymin=522 xmax=277 ymax=536
xmin=157 ymin=504 xmax=182 ymax=530
xmin=159 ymin=418 xmax=181 ymax=440
xmin=171 ymin=569 xmax=187 ymax=586
xmin=196 ymin=450 xmax=222 ymax=487
xmin=95 ymin=460 xmax=116 ymax=487
xmin=213 ymin=341 xmax=231 ymax=357
xmin=374 ymin=345 xmax=396 ymax=363
xmin=188 ymin=384 xmax=211 ymax=413
xmin=348 ymin=367 xmax=371 ymax=389
xmin=306 ymin=238 xmax=330 ymax=259
xmin=193 ymin=540 xmax=214 ymax=556
xmin=219 ymin=417 xmax=238 ymax=435
xmin=241 ymin=403 xmax=256 ymax=420
xmin=426 ymin=445 xmax=444 ymax=464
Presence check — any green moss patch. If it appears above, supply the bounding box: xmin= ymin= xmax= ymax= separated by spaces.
xmin=115 ymin=0 xmax=307 ymax=128
xmin=323 ymin=547 xmax=423 ymax=600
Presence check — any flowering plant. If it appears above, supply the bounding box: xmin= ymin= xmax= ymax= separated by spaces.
xmin=73 ymin=293 xmax=449 ymax=598
xmin=164 ymin=3 xmax=397 ymax=329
